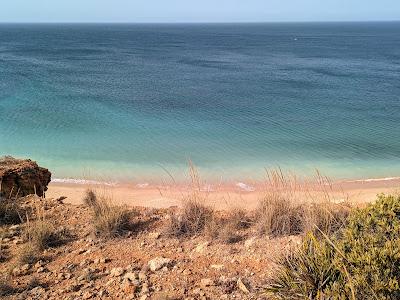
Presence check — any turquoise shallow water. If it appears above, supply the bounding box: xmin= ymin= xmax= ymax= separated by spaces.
xmin=1 ymin=23 xmax=400 ymax=181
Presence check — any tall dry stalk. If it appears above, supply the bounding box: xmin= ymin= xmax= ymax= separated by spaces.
xmin=257 ymin=169 xmax=351 ymax=236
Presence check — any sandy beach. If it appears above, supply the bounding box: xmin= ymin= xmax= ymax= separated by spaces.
xmin=46 ymin=177 xmax=400 ymax=210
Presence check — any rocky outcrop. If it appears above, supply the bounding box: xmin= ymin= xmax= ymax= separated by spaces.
xmin=0 ymin=156 xmax=51 ymax=198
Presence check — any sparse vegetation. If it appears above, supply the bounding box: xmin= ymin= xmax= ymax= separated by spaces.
xmin=256 ymin=195 xmax=304 ymax=236
xmin=256 ymin=170 xmax=350 ymax=237
xmin=25 ymin=220 xmax=62 ymax=251
xmin=16 ymin=243 xmax=42 ymax=266
xmin=0 ymin=242 xmax=8 ymax=262
xmin=204 ymin=209 xmax=247 ymax=243
xmin=167 ymin=197 xmax=214 ymax=237
xmin=267 ymin=194 xmax=400 ymax=299
xmin=83 ymin=189 xmax=98 ymax=208
xmin=0 ymin=200 xmax=22 ymax=225
xmin=84 ymin=189 xmax=132 ymax=238
xmin=0 ymin=277 xmax=15 ymax=296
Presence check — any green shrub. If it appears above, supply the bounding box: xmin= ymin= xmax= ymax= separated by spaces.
xmin=267 ymin=194 xmax=400 ymax=299
xmin=331 ymin=194 xmax=400 ymax=299
xmin=266 ymin=233 xmax=340 ymax=299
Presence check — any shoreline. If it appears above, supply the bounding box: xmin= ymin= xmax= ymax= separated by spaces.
xmin=47 ymin=175 xmax=400 ymax=210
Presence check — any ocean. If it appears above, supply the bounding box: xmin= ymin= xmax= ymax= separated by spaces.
xmin=1 ymin=22 xmax=399 ymax=182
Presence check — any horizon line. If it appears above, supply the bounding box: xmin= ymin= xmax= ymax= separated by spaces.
xmin=0 ymin=20 xmax=399 ymax=25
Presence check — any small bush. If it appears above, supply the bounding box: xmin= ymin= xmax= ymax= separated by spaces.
xmin=93 ymin=203 xmax=131 ymax=238
xmin=167 ymin=198 xmax=214 ymax=237
xmin=302 ymin=202 xmax=351 ymax=236
xmin=16 ymin=243 xmax=41 ymax=266
xmin=83 ymin=189 xmax=98 ymax=208
xmin=330 ymin=194 xmax=400 ymax=299
xmin=218 ymin=222 xmax=242 ymax=244
xmin=256 ymin=195 xmax=304 ymax=236
xmin=205 ymin=212 xmax=243 ymax=244
xmin=266 ymin=233 xmax=340 ymax=299
xmin=84 ymin=190 xmax=132 ymax=238
xmin=256 ymin=196 xmax=350 ymax=237
xmin=0 ymin=278 xmax=14 ymax=296
xmin=228 ymin=208 xmax=252 ymax=229
xmin=25 ymin=220 xmax=62 ymax=250
xmin=267 ymin=194 xmax=400 ymax=299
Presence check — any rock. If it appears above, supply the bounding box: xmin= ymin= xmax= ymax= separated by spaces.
xmin=124 ymin=272 xmax=138 ymax=282
xmin=122 ymin=278 xmax=139 ymax=294
xmin=12 ymin=267 xmax=21 ymax=276
xmin=148 ymin=257 xmax=171 ymax=272
xmin=110 ymin=267 xmax=125 ymax=277
xmin=34 ymin=260 xmax=45 ymax=268
xmin=29 ymin=286 xmax=46 ymax=297
xmin=13 ymin=238 xmax=23 ymax=244
xmin=195 ymin=242 xmax=209 ymax=253
xmin=0 ymin=156 xmax=51 ymax=198
xmin=237 ymin=278 xmax=250 ymax=294
xmin=244 ymin=237 xmax=256 ymax=248
xmin=21 ymin=264 xmax=30 ymax=271
xmin=138 ymin=271 xmax=147 ymax=282
xmin=210 ymin=264 xmax=225 ymax=270
xmin=182 ymin=269 xmax=192 ymax=276
xmin=201 ymin=278 xmax=214 ymax=287
xmin=9 ymin=224 xmax=20 ymax=230
xmin=141 ymin=282 xmax=150 ymax=294
xmin=37 ymin=267 xmax=45 ymax=273
xmin=148 ymin=232 xmax=160 ymax=239
xmin=82 ymin=291 xmax=94 ymax=299
xmin=80 ymin=259 xmax=92 ymax=267
xmin=99 ymin=257 xmax=110 ymax=264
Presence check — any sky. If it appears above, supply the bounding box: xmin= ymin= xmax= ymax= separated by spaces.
xmin=1 ymin=0 xmax=400 ymax=23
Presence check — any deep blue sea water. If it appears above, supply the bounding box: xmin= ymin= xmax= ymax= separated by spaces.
xmin=1 ymin=23 xmax=400 ymax=181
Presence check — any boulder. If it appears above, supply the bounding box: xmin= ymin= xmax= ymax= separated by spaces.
xmin=148 ymin=257 xmax=171 ymax=272
xmin=0 ymin=156 xmax=51 ymax=198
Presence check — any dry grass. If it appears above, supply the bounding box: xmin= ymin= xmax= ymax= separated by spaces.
xmin=83 ymin=189 xmax=98 ymax=207
xmin=256 ymin=169 xmax=350 ymax=237
xmin=0 ymin=200 xmax=22 ymax=225
xmin=84 ymin=189 xmax=132 ymax=238
xmin=227 ymin=207 xmax=253 ymax=229
xmin=23 ymin=202 xmax=66 ymax=251
xmin=168 ymin=198 xmax=214 ymax=237
xmin=204 ymin=209 xmax=249 ymax=243
xmin=256 ymin=195 xmax=304 ymax=236
xmin=16 ymin=243 xmax=42 ymax=266
xmin=24 ymin=220 xmax=61 ymax=251
xmin=0 ymin=278 xmax=14 ymax=297
xmin=166 ymin=164 xmax=215 ymax=237
xmin=0 ymin=240 xmax=8 ymax=263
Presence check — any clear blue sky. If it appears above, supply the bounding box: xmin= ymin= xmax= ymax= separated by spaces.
xmin=1 ymin=0 xmax=399 ymax=23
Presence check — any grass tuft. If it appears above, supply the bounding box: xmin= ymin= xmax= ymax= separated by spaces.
xmin=0 ymin=278 xmax=15 ymax=297
xmin=84 ymin=190 xmax=132 ymax=238
xmin=83 ymin=189 xmax=98 ymax=208
xmin=25 ymin=220 xmax=62 ymax=251
xmin=267 ymin=194 xmax=400 ymax=299
xmin=168 ymin=198 xmax=214 ymax=237
xmin=256 ymin=169 xmax=350 ymax=237
xmin=0 ymin=200 xmax=22 ymax=225
xmin=16 ymin=243 xmax=42 ymax=266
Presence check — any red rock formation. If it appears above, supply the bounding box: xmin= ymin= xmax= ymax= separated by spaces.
xmin=0 ymin=156 xmax=51 ymax=198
